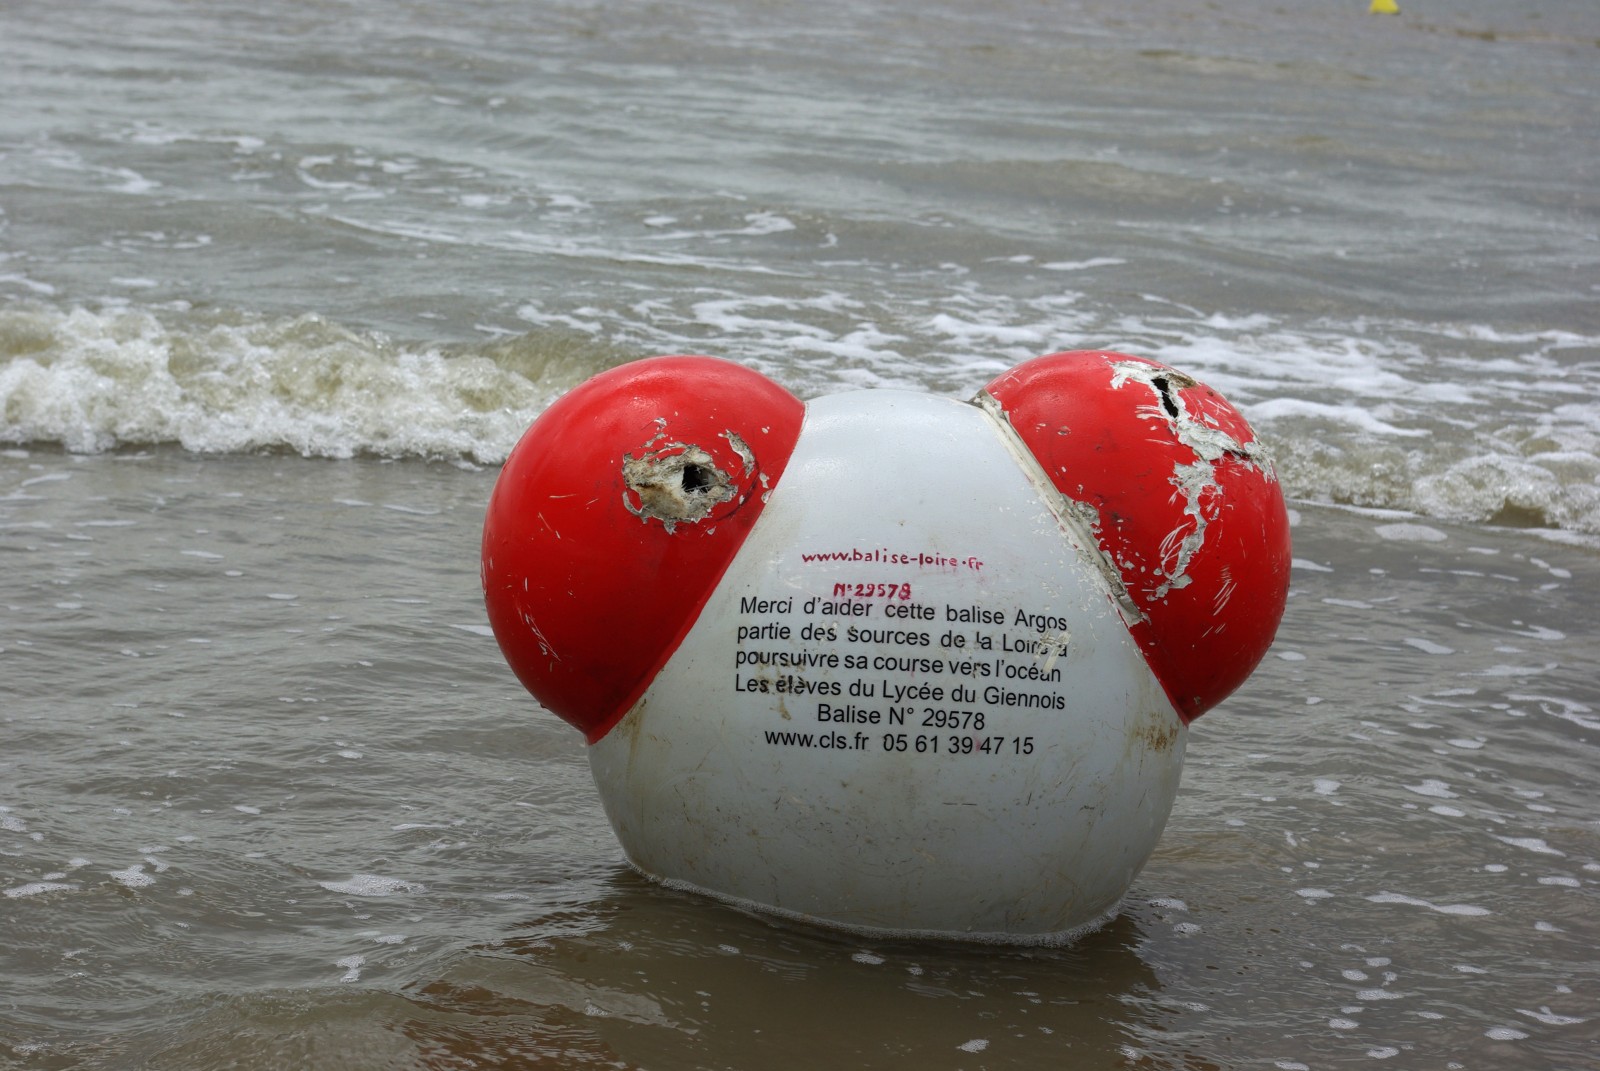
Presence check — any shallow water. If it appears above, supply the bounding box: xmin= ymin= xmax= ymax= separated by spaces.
xmin=3 ymin=0 xmax=1598 ymax=1067
xmin=4 ymin=449 xmax=1596 ymax=1068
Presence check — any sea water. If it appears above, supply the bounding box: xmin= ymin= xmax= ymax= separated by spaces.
xmin=2 ymin=0 xmax=1597 ymax=1067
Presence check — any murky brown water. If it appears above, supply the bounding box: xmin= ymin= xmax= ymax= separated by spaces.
xmin=4 ymin=449 xmax=1595 ymax=1068
xmin=4 ymin=0 xmax=1598 ymax=1065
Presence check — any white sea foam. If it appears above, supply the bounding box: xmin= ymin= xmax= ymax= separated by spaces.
xmin=1494 ymin=836 xmax=1565 ymax=856
xmin=1517 ymin=1006 xmax=1587 ymax=1026
xmin=1041 ymin=257 xmax=1125 ymax=271
xmin=1249 ymin=398 xmax=1427 ymax=438
xmin=1508 ymin=694 xmax=1600 ymax=731
xmin=1474 ymin=663 xmax=1558 ymax=678
xmin=109 ymin=864 xmax=155 ymax=888
xmin=5 ymin=881 xmax=79 ymax=898
xmin=1510 ymin=624 xmax=1565 ymax=642
xmin=318 ymin=874 xmax=427 ymax=897
xmin=0 ymin=305 xmax=554 ymax=462
xmin=1374 ymin=523 xmax=1448 ymax=543
xmin=1404 ymin=638 xmax=1455 ymax=655
xmin=5 ymin=298 xmax=1598 ymax=535
xmin=1366 ymin=892 xmax=1490 ymax=917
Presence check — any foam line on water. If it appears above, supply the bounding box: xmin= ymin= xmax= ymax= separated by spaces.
xmin=3 ymin=299 xmax=1597 ymax=534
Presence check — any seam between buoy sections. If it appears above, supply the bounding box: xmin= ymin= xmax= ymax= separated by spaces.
xmin=970 ymin=390 xmax=1145 ymax=626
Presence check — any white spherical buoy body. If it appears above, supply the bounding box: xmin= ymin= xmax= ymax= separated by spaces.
xmin=587 ymin=389 xmax=1184 ymax=938
xmin=483 ymin=351 xmax=1289 ymax=942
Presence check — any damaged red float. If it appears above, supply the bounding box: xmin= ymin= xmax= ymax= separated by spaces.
xmin=482 ymin=350 xmax=1291 ymax=942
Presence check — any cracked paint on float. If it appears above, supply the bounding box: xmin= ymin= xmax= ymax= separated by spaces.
xmin=482 ymin=355 xmax=805 ymax=742
xmin=981 ymin=351 xmax=1291 ymax=722
xmin=483 ymin=351 xmax=1289 ymax=942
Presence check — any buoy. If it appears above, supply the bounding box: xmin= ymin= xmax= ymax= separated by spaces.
xmin=483 ymin=351 xmax=1291 ymax=941
xmin=1369 ymin=0 xmax=1399 ymax=14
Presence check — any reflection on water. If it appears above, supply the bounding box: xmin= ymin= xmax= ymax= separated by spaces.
xmin=429 ymin=872 xmax=1167 ymax=1070
xmin=129 ymin=869 xmax=1182 ymax=1071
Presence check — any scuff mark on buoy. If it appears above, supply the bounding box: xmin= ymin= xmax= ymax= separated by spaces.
xmin=521 ymin=609 xmax=561 ymax=664
xmin=1107 ymin=359 xmax=1273 ymax=600
xmin=621 ymin=428 xmax=761 ymax=533
xmin=1109 ymin=359 xmax=1270 ymax=468
xmin=722 ymin=429 xmax=756 ymax=476
xmin=622 ymin=441 xmax=736 ymax=532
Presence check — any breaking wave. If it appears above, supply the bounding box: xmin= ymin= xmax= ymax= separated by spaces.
xmin=2 ymin=299 xmax=1597 ymax=535
xmin=0 ymin=302 xmax=620 ymax=464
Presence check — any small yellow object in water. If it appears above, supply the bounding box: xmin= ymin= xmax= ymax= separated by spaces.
xmin=1369 ymin=0 xmax=1400 ymax=13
